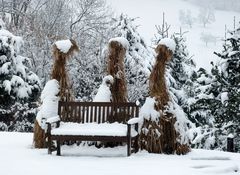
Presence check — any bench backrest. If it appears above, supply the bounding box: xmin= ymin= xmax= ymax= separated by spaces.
xmin=58 ymin=101 xmax=139 ymax=124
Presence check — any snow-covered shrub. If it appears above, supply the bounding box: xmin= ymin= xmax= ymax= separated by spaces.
xmin=0 ymin=25 xmax=41 ymax=131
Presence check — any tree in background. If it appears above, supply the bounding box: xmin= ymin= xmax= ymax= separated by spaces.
xmin=0 ymin=21 xmax=41 ymax=131
xmin=0 ymin=0 xmax=112 ymax=93
xmin=211 ymin=25 xmax=240 ymax=151
xmin=198 ymin=5 xmax=215 ymax=28
xmin=68 ymin=0 xmax=113 ymax=101
xmin=186 ymin=0 xmax=240 ymax=13
xmin=179 ymin=10 xmax=195 ymax=28
xmin=168 ymin=31 xmax=196 ymax=114
xmin=109 ymin=14 xmax=154 ymax=102
xmin=186 ymin=68 xmax=218 ymax=149
xmin=188 ymin=24 xmax=240 ymax=151
xmin=200 ymin=32 xmax=217 ymax=46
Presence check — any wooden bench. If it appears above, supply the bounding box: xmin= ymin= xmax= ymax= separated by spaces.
xmin=46 ymin=101 xmax=140 ymax=156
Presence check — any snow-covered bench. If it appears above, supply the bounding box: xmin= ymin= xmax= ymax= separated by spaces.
xmin=46 ymin=101 xmax=140 ymax=156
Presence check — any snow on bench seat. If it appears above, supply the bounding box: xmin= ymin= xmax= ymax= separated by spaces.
xmin=51 ymin=122 xmax=138 ymax=137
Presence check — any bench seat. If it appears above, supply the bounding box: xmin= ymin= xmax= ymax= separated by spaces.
xmin=46 ymin=101 xmax=140 ymax=156
xmin=51 ymin=122 xmax=138 ymax=137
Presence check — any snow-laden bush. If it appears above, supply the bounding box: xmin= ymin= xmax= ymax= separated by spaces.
xmin=0 ymin=25 xmax=41 ymax=131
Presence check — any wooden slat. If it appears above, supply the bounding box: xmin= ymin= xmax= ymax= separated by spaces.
xmin=94 ymin=104 xmax=97 ymax=122
xmin=102 ymin=106 xmax=106 ymax=123
xmin=127 ymin=105 xmax=130 ymax=120
xmin=79 ymin=105 xmax=82 ymax=122
xmin=82 ymin=105 xmax=86 ymax=123
xmin=90 ymin=106 xmax=93 ymax=123
xmin=136 ymin=106 xmax=139 ymax=117
xmin=131 ymin=106 xmax=134 ymax=120
xmin=110 ymin=104 xmax=114 ymax=123
xmin=97 ymin=105 xmax=101 ymax=124
xmin=51 ymin=135 xmax=127 ymax=142
xmin=86 ymin=105 xmax=89 ymax=123
xmin=70 ymin=105 xmax=73 ymax=121
xmin=106 ymin=105 xmax=110 ymax=122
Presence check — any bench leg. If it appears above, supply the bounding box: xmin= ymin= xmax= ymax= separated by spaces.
xmin=134 ymin=136 xmax=139 ymax=153
xmin=127 ymin=136 xmax=131 ymax=156
xmin=56 ymin=141 xmax=61 ymax=156
xmin=47 ymin=135 xmax=52 ymax=155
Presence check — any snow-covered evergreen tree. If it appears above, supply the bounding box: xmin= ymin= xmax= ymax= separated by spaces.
xmin=167 ymin=31 xmax=196 ymax=109
xmin=186 ymin=68 xmax=214 ymax=125
xmin=186 ymin=68 xmax=219 ymax=149
xmin=0 ymin=24 xmax=41 ymax=131
xmin=110 ymin=14 xmax=154 ymax=102
xmin=211 ymin=25 xmax=240 ymax=151
xmin=190 ymin=24 xmax=240 ymax=151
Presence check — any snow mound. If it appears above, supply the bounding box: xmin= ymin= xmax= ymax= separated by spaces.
xmin=93 ymin=75 xmax=113 ymax=102
xmin=55 ymin=39 xmax=73 ymax=53
xmin=36 ymin=79 xmax=60 ymax=129
xmin=109 ymin=37 xmax=129 ymax=49
xmin=139 ymin=97 xmax=160 ymax=122
xmin=228 ymin=133 xmax=234 ymax=139
xmin=40 ymin=79 xmax=59 ymax=101
xmin=159 ymin=38 xmax=176 ymax=52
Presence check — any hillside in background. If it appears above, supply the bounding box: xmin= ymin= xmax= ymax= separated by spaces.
xmin=106 ymin=0 xmax=240 ymax=71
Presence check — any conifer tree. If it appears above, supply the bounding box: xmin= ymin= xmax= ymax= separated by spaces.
xmin=0 ymin=23 xmax=41 ymax=131
xmin=168 ymin=31 xmax=197 ymax=111
xmin=110 ymin=14 xmax=154 ymax=102
xmin=211 ymin=25 xmax=240 ymax=150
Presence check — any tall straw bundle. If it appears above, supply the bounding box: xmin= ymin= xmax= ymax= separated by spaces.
xmin=107 ymin=40 xmax=127 ymax=103
xmin=51 ymin=39 xmax=79 ymax=101
xmin=33 ymin=120 xmax=46 ymax=148
xmin=140 ymin=44 xmax=190 ymax=154
xmin=33 ymin=39 xmax=79 ymax=148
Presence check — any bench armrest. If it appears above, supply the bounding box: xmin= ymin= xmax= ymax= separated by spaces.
xmin=46 ymin=116 xmax=60 ymax=124
xmin=45 ymin=116 xmax=60 ymax=134
xmin=127 ymin=117 xmax=140 ymax=125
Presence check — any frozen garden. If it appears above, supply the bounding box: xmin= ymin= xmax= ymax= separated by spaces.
xmin=0 ymin=0 xmax=240 ymax=175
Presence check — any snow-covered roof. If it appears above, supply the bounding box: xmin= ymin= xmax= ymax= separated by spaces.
xmin=109 ymin=37 xmax=129 ymax=49
xmin=158 ymin=38 xmax=176 ymax=52
xmin=54 ymin=39 xmax=73 ymax=53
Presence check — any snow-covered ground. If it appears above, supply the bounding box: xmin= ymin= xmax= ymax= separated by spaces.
xmin=1 ymin=132 xmax=239 ymax=175
xmin=106 ymin=0 xmax=240 ymax=71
